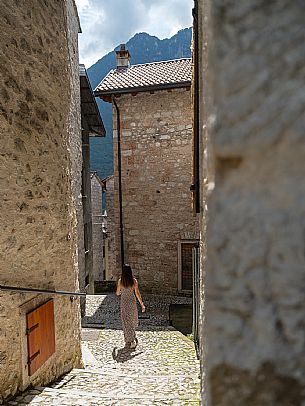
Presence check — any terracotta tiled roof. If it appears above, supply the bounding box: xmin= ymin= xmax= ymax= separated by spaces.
xmin=95 ymin=58 xmax=192 ymax=95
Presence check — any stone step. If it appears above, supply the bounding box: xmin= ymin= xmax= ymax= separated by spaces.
xmin=73 ymin=368 xmax=199 ymax=379
xmin=51 ymin=368 xmax=200 ymax=395
xmin=6 ymin=368 xmax=200 ymax=405
xmin=7 ymin=326 xmax=200 ymax=405
xmin=82 ymin=317 xmax=170 ymax=329
xmin=83 ymin=293 xmax=192 ymax=327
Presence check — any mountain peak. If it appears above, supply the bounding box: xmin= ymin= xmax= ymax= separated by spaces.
xmin=131 ymin=32 xmax=158 ymax=40
xmin=89 ymin=28 xmax=192 ymax=87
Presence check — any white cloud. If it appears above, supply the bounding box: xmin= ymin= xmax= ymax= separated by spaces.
xmin=75 ymin=0 xmax=193 ymax=68
xmin=76 ymin=0 xmax=89 ymax=12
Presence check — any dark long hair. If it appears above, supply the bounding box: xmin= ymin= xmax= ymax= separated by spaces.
xmin=121 ymin=264 xmax=135 ymax=288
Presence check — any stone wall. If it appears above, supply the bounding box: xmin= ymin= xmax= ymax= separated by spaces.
xmin=200 ymin=1 xmax=305 ymax=404
xmin=91 ymin=173 xmax=104 ymax=282
xmin=0 ymin=0 xmax=82 ymax=402
xmin=111 ymin=89 xmax=199 ymax=293
xmin=66 ymin=0 xmax=84 ymax=296
xmin=196 ymin=0 xmax=210 ymax=403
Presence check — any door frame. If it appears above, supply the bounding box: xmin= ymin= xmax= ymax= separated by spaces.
xmin=177 ymin=240 xmax=199 ymax=293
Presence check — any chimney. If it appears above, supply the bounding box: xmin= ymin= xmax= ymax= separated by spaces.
xmin=116 ymin=44 xmax=131 ymax=69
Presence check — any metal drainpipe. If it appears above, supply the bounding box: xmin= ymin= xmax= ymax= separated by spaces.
xmin=112 ymin=96 xmax=125 ymax=269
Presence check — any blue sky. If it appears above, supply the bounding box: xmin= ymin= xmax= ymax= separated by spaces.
xmin=75 ymin=0 xmax=193 ymax=68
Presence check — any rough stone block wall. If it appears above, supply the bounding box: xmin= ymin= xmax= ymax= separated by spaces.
xmin=91 ymin=174 xmax=104 ymax=282
xmin=202 ymin=1 xmax=305 ymax=404
xmin=67 ymin=0 xmax=84 ymax=295
xmin=0 ymin=0 xmax=82 ymax=402
xmin=111 ymin=89 xmax=199 ymax=294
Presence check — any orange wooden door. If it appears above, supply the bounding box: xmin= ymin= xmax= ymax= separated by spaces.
xmin=26 ymin=299 xmax=55 ymax=375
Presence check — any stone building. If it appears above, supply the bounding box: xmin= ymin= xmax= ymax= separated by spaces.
xmin=95 ymin=48 xmax=199 ymax=294
xmin=79 ymin=66 xmax=105 ymax=297
xmin=194 ymin=0 xmax=305 ymax=404
xmin=90 ymin=172 xmax=106 ymax=285
xmin=90 ymin=173 xmax=117 ymax=291
xmin=102 ymin=175 xmax=117 ymax=282
xmin=0 ymin=1 xmax=90 ymax=402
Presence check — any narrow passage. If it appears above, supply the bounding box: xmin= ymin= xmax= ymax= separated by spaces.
xmin=6 ymin=295 xmax=200 ymax=405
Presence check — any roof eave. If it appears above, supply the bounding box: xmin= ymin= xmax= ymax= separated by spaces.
xmin=80 ymin=64 xmax=106 ymax=137
xmin=94 ymin=81 xmax=191 ymax=98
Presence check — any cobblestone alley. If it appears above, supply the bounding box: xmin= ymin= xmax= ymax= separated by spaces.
xmin=5 ymin=295 xmax=200 ymax=405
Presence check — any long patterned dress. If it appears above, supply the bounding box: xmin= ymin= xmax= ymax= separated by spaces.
xmin=120 ymin=285 xmax=138 ymax=345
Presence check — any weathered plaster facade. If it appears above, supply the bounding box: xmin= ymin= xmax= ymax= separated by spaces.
xmin=90 ymin=173 xmax=117 ymax=291
xmin=0 ymin=0 xmax=82 ymax=402
xmin=103 ymin=175 xmax=117 ymax=282
xmin=110 ymin=88 xmax=199 ymax=294
xmin=198 ymin=0 xmax=305 ymax=404
xmin=91 ymin=172 xmax=104 ymax=283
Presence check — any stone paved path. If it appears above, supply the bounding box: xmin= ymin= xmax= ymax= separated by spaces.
xmin=6 ymin=295 xmax=200 ymax=405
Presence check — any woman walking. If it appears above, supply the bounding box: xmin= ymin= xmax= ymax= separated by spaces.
xmin=116 ymin=264 xmax=145 ymax=348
